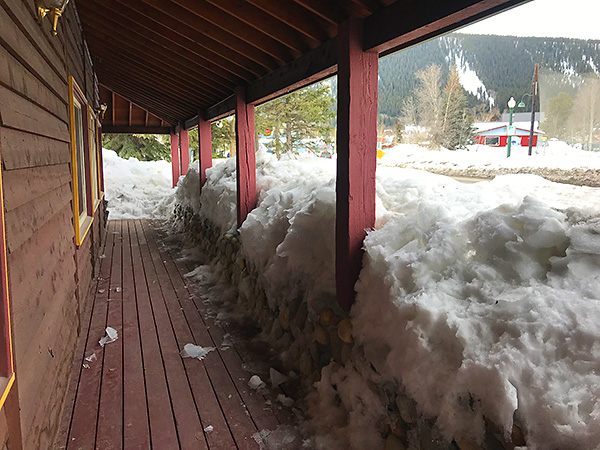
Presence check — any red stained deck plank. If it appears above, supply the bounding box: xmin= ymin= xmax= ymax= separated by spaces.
xmin=62 ymin=219 xmax=293 ymax=450
xmin=97 ymin=220 xmax=124 ymax=450
xmin=121 ymin=221 xmax=150 ymax=449
xmin=133 ymin=220 xmax=209 ymax=450
xmin=129 ymin=220 xmax=180 ymax=450
xmin=139 ymin=222 xmax=238 ymax=450
xmin=146 ymin=223 xmax=289 ymax=433
xmin=67 ymin=221 xmax=117 ymax=450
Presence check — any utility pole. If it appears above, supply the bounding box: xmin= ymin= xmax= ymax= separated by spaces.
xmin=528 ymin=64 xmax=539 ymax=156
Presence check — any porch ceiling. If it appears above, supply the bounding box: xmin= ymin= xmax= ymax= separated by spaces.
xmin=77 ymin=0 xmax=529 ymax=129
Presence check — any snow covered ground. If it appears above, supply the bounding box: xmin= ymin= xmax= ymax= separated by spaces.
xmin=379 ymin=141 xmax=600 ymax=171
xmin=104 ymin=148 xmax=600 ymax=449
xmin=103 ymin=149 xmax=174 ymax=219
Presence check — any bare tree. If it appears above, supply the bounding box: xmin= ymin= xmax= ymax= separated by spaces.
xmin=415 ymin=64 xmax=443 ymax=148
xmin=569 ymin=75 xmax=600 ymax=150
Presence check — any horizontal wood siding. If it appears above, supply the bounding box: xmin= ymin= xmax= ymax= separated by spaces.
xmin=0 ymin=0 xmax=105 ymax=449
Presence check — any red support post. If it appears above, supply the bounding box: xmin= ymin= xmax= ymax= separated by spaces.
xmin=198 ymin=117 xmax=213 ymax=188
xmin=180 ymin=128 xmax=190 ymax=175
xmin=170 ymin=132 xmax=180 ymax=188
xmin=235 ymin=86 xmax=256 ymax=228
xmin=335 ymin=18 xmax=379 ymax=312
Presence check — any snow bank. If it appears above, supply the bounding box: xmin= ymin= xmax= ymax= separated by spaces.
xmin=380 ymin=142 xmax=600 ymax=171
xmin=355 ymin=171 xmax=600 ymax=447
xmin=103 ymin=149 xmax=174 ymax=219
xmin=169 ymin=148 xmax=600 ymax=449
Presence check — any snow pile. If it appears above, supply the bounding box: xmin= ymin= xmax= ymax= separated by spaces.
xmin=353 ymin=170 xmax=600 ymax=447
xmin=239 ymin=151 xmax=337 ymax=314
xmin=171 ymin=149 xmax=600 ymax=448
xmin=103 ymin=149 xmax=174 ymax=219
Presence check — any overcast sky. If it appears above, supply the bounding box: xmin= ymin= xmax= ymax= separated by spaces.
xmin=460 ymin=0 xmax=600 ymax=40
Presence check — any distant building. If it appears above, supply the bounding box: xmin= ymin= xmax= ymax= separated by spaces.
xmin=473 ymin=122 xmax=545 ymax=148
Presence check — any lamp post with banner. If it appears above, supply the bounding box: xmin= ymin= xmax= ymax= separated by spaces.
xmin=507 ymin=96 xmax=516 ymax=158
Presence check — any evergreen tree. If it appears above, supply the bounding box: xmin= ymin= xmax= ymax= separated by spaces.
xmin=102 ymin=133 xmax=170 ymax=161
xmin=255 ymin=81 xmax=335 ymax=159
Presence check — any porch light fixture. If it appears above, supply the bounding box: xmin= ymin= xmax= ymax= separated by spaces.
xmin=97 ymin=103 xmax=108 ymax=119
xmin=36 ymin=0 xmax=70 ymax=36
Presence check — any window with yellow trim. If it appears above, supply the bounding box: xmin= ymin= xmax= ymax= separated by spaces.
xmin=0 ymin=163 xmax=15 ymax=411
xmin=69 ymin=76 xmax=93 ymax=246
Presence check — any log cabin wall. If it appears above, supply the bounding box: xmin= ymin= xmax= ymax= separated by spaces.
xmin=0 ymin=1 xmax=105 ymax=449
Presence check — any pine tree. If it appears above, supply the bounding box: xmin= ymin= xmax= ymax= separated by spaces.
xmin=102 ymin=134 xmax=171 ymax=161
xmin=255 ymin=81 xmax=335 ymax=159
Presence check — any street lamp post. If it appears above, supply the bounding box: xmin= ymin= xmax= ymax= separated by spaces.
xmin=507 ymin=96 xmax=516 ymax=158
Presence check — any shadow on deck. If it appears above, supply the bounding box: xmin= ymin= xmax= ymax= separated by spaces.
xmin=55 ymin=219 xmax=293 ymax=450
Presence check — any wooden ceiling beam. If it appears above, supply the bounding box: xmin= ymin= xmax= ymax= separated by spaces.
xmin=78 ymin=8 xmax=240 ymax=91
xmin=204 ymin=0 xmax=315 ymax=52
xmin=364 ymin=0 xmax=530 ymax=55
xmin=136 ymin=0 xmax=280 ymax=70
xmin=246 ymin=0 xmax=335 ymax=41
xmin=86 ymin=0 xmax=263 ymax=80
xmin=96 ymin=66 xmax=204 ymax=116
xmin=77 ymin=13 xmax=239 ymax=92
xmin=89 ymin=46 xmax=218 ymax=105
xmin=97 ymin=70 xmax=198 ymax=116
xmin=81 ymin=24 xmax=231 ymax=98
xmin=349 ymin=0 xmax=381 ymax=15
xmin=246 ymin=38 xmax=337 ymax=105
xmin=102 ymin=125 xmax=172 ymax=134
xmin=167 ymin=0 xmax=295 ymax=63
xmin=99 ymin=77 xmax=182 ymax=124
xmin=291 ymin=0 xmax=343 ymax=25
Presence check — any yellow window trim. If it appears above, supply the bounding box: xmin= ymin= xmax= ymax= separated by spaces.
xmin=0 ymin=163 xmax=15 ymax=410
xmin=69 ymin=76 xmax=94 ymax=247
xmin=0 ymin=374 xmax=15 ymax=411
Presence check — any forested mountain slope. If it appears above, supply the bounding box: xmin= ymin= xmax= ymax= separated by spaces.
xmin=378 ymin=34 xmax=600 ymax=123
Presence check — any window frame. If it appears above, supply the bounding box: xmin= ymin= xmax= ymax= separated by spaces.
xmin=485 ymin=136 xmax=501 ymax=146
xmin=0 ymin=162 xmax=15 ymax=411
xmin=88 ymin=106 xmax=102 ymax=212
xmin=69 ymin=76 xmax=94 ymax=246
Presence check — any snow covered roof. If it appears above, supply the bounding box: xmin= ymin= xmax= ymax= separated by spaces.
xmin=474 ymin=121 xmax=544 ymax=135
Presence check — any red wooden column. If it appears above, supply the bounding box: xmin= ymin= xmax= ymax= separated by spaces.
xmin=180 ymin=128 xmax=190 ymax=175
xmin=198 ymin=117 xmax=213 ymax=188
xmin=235 ymin=86 xmax=257 ymax=228
xmin=336 ymin=18 xmax=379 ymax=311
xmin=170 ymin=131 xmax=180 ymax=188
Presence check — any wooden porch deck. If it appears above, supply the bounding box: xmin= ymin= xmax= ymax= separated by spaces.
xmin=56 ymin=219 xmax=293 ymax=450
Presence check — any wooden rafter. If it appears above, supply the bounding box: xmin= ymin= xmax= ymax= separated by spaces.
xmin=78 ymin=6 xmax=241 ymax=90
xmin=204 ymin=0 xmax=316 ymax=52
